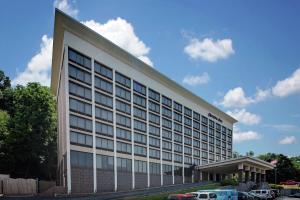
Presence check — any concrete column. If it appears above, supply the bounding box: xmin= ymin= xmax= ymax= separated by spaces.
xmin=261 ymin=170 xmax=266 ymax=182
xmin=238 ymin=163 xmax=244 ymax=183
xmin=250 ymin=167 xmax=256 ymax=182
xmin=245 ymin=166 xmax=250 ymax=182
xmin=213 ymin=173 xmax=217 ymax=182
xmin=256 ymin=173 xmax=261 ymax=184
xmin=200 ymin=171 xmax=203 ymax=181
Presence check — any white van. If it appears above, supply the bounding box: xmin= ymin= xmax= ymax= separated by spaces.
xmin=190 ymin=192 xmax=218 ymax=200
xmin=250 ymin=190 xmax=273 ymax=199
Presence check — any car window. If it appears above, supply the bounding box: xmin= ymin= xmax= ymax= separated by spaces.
xmin=209 ymin=193 xmax=217 ymax=198
xmin=255 ymin=191 xmax=260 ymax=194
xmin=199 ymin=194 xmax=208 ymax=199
xmin=262 ymin=191 xmax=266 ymax=194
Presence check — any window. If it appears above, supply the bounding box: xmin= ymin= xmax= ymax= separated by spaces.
xmin=115 ymin=72 xmax=131 ymax=88
xmin=150 ymin=162 xmax=160 ymax=175
xmin=117 ymin=157 xmax=132 ymax=172
xmin=135 ymin=160 xmax=147 ymax=173
xmin=134 ymin=145 xmax=147 ymax=157
xmin=174 ymin=165 xmax=182 ymax=176
xmin=201 ymin=134 xmax=208 ymax=142
xmin=193 ymin=131 xmax=200 ymax=139
xmin=69 ymin=98 xmax=92 ymax=116
xmin=209 ymin=145 xmax=214 ymax=153
xmin=133 ymin=107 xmax=146 ymax=120
xmin=94 ymin=61 xmax=113 ymax=79
xmin=134 ymin=119 xmax=146 ymax=132
xmin=149 ymin=125 xmax=160 ymax=137
xmin=174 ymin=154 xmax=183 ymax=163
xmin=162 ymin=118 xmax=172 ymax=129
xmin=194 ymin=149 xmax=201 ymax=157
xmin=149 ymin=137 xmax=160 ymax=148
xmin=216 ymin=132 xmax=221 ymax=139
xmin=133 ymin=81 xmax=146 ymax=95
xmin=163 ymin=164 xmax=172 ymax=175
xmin=95 ymin=92 xmax=113 ymax=108
xmin=202 ymin=151 xmax=208 ymax=159
xmin=70 ymin=131 xmax=92 ymax=147
xmin=184 ymin=127 xmax=192 ymax=136
xmin=209 ymin=128 xmax=214 ymax=136
xmin=216 ymin=147 xmax=221 ymax=154
xmin=174 ymin=143 xmax=182 ymax=153
xmin=174 ymin=133 xmax=182 ymax=143
xmin=162 ymin=152 xmax=172 ymax=161
xmin=162 ymin=129 xmax=172 ymax=140
xmin=70 ymin=150 xmax=93 ymax=167
xmin=133 ymin=94 xmax=146 ymax=108
xmin=116 ymin=100 xmax=131 ymax=115
xmin=174 ymin=122 xmax=182 ymax=133
xmin=96 ymin=137 xmax=114 ymax=151
xmin=184 ymin=146 xmax=192 ymax=155
xmin=116 ymin=86 xmax=131 ymax=101
xmin=95 ymin=76 xmax=113 ymax=94
xmin=209 ymin=137 xmax=214 ymax=144
xmin=149 ymin=149 xmax=160 ymax=159
xmin=116 ymin=114 xmax=131 ymax=128
xmin=184 ymin=107 xmax=192 ymax=117
xmin=149 ymin=113 xmax=160 ymax=125
xmin=184 ymin=156 xmax=192 ymax=164
xmin=209 ymin=120 xmax=215 ymax=128
xmin=95 ymin=122 xmax=113 ymax=137
xmin=216 ymin=139 xmax=221 ymax=146
xmin=116 ymin=128 xmax=131 ymax=141
xmin=162 ymin=107 xmax=172 ymax=118
xmin=173 ymin=102 xmax=182 ymax=112
xmin=193 ymin=121 xmax=200 ymax=130
xmin=194 ymin=158 xmax=201 ymax=165
xmin=202 ymin=143 xmax=208 ymax=150
xmin=173 ymin=112 xmax=182 ymax=122
xmin=69 ymin=81 xmax=91 ymax=100
xmin=216 ymin=123 xmax=221 ymax=131
xmin=96 ymin=154 xmax=114 ymax=170
xmin=194 ymin=140 xmax=200 ymax=148
xmin=69 ymin=114 xmax=92 ymax=131
xmin=69 ymin=64 xmax=91 ymax=85
xmin=162 ymin=141 xmax=172 ymax=150
xmin=117 ymin=141 xmax=132 ymax=154
xmin=184 ymin=137 xmax=192 ymax=145
xmin=68 ymin=48 xmax=91 ymax=69
xmin=116 ymin=72 xmax=131 ymax=88
xmin=95 ymin=107 xmax=113 ymax=122
xmin=162 ymin=96 xmax=172 ymax=107
xmin=201 ymin=125 xmax=208 ymax=133
xmin=193 ymin=111 xmax=200 ymax=121
xmin=202 ymin=116 xmax=208 ymax=124
xmin=134 ymin=132 xmax=146 ymax=144
xmin=148 ymin=101 xmax=160 ymax=113
xmin=184 ymin=117 xmax=192 ymax=126
xmin=148 ymin=89 xmax=160 ymax=102
xmin=222 ymin=126 xmax=226 ymax=133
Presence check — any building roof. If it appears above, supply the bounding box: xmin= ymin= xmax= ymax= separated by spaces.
xmin=195 ymin=156 xmax=275 ymax=172
xmin=51 ymin=9 xmax=238 ymax=124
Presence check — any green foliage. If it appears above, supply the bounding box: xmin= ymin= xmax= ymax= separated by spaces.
xmin=0 ymin=81 xmax=57 ymax=180
xmin=220 ymin=178 xmax=239 ymax=186
xmin=269 ymin=184 xmax=284 ymax=189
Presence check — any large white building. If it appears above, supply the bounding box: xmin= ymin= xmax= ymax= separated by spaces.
xmin=51 ymin=9 xmax=272 ymax=194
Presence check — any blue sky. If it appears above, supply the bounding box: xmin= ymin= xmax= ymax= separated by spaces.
xmin=0 ymin=0 xmax=299 ymax=156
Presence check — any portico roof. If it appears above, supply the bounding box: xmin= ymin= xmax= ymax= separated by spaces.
xmin=195 ymin=156 xmax=274 ymax=174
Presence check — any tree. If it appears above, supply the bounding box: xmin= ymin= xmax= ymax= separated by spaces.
xmin=233 ymin=151 xmax=241 ymax=158
xmin=246 ymin=151 xmax=254 ymax=157
xmin=4 ymin=83 xmax=57 ymax=180
xmin=0 ymin=70 xmax=13 ymax=112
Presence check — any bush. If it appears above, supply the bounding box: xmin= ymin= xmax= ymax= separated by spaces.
xmin=269 ymin=184 xmax=284 ymax=189
xmin=220 ymin=178 xmax=239 ymax=186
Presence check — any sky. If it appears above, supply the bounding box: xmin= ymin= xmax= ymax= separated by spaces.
xmin=0 ymin=0 xmax=299 ymax=156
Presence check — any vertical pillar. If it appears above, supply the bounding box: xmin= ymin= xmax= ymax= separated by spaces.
xmin=250 ymin=167 xmax=256 ymax=183
xmin=245 ymin=166 xmax=250 ymax=182
xmin=238 ymin=163 xmax=244 ymax=183
xmin=91 ymin=58 xmax=97 ymax=193
xmin=200 ymin=171 xmax=203 ymax=181
xmin=213 ymin=173 xmax=217 ymax=182
xmin=261 ymin=170 xmax=266 ymax=182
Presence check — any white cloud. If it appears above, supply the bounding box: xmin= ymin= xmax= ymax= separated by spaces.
xmin=12 ymin=35 xmax=53 ymax=86
xmin=279 ymin=136 xmax=296 ymax=145
xmin=266 ymin=124 xmax=299 ymax=132
xmin=182 ymin=72 xmax=210 ymax=86
xmin=227 ymin=109 xmax=261 ymax=125
xmin=184 ymin=38 xmax=234 ymax=62
xmin=272 ymin=68 xmax=300 ymax=97
xmin=220 ymin=87 xmax=271 ymax=108
xmin=82 ymin=18 xmax=153 ymax=66
xmin=233 ymin=127 xmax=262 ymax=143
xmin=54 ymin=0 xmax=78 ymax=18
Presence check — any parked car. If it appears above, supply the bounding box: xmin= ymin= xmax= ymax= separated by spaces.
xmin=238 ymin=192 xmax=255 ymax=200
xmin=280 ymin=180 xmax=299 ymax=185
xmin=197 ymin=189 xmax=238 ymax=200
xmin=247 ymin=192 xmax=262 ymax=200
xmin=249 ymin=190 xmax=273 ymax=199
xmin=168 ymin=193 xmax=197 ymax=200
xmin=189 ymin=192 xmax=217 ymax=200
xmin=289 ymin=193 xmax=300 ymax=198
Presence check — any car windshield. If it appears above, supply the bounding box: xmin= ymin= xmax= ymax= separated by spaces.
xmin=209 ymin=193 xmax=217 ymax=198
xmin=262 ymin=191 xmax=266 ymax=194
xmin=199 ymin=194 xmax=208 ymax=199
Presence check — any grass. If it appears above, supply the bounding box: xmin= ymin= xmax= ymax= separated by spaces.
xmin=125 ymin=183 xmax=220 ymax=200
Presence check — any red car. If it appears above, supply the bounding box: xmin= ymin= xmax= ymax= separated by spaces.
xmin=168 ymin=193 xmax=196 ymax=200
xmin=280 ymin=180 xmax=299 ymax=185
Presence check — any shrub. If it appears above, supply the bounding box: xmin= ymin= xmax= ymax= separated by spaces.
xmin=269 ymin=184 xmax=284 ymax=189
xmin=220 ymin=178 xmax=239 ymax=186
